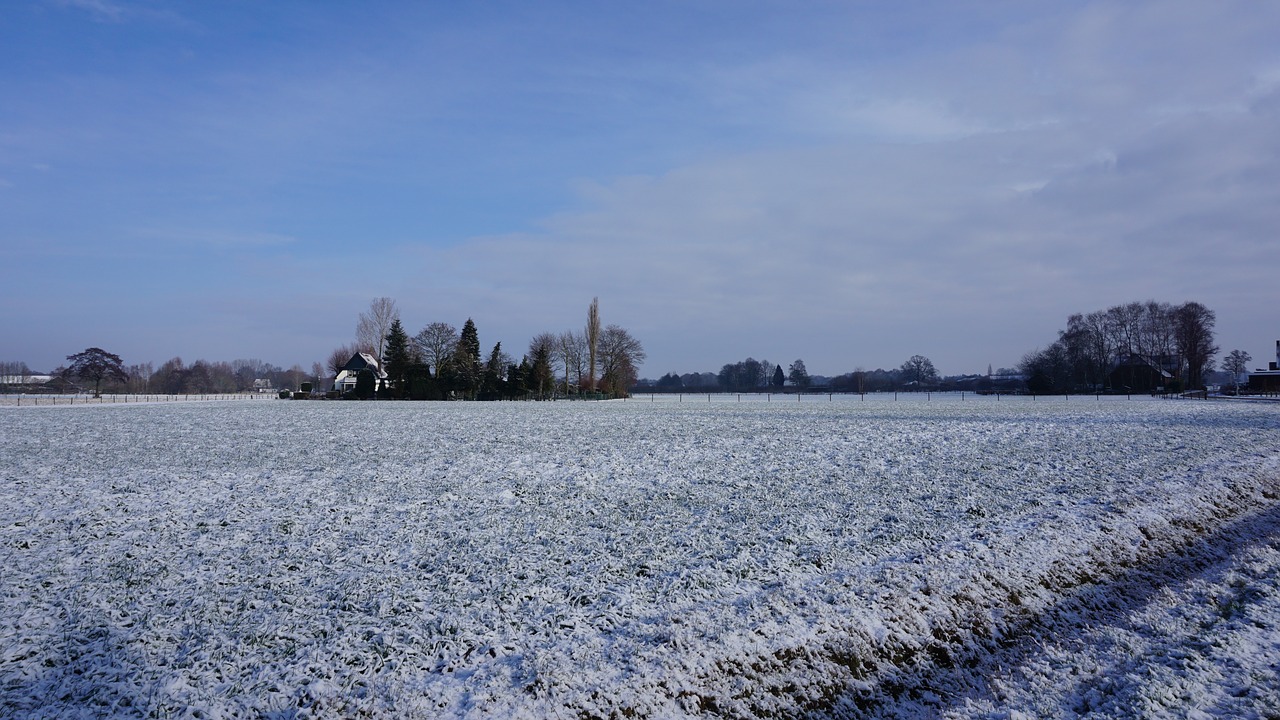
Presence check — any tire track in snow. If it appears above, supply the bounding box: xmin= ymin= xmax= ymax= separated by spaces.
xmin=824 ymin=491 xmax=1280 ymax=719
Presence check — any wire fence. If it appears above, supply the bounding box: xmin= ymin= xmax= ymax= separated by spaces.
xmin=621 ymin=390 xmax=1238 ymax=404
xmin=4 ymin=390 xmax=1268 ymax=408
xmin=0 ymin=393 xmax=272 ymax=407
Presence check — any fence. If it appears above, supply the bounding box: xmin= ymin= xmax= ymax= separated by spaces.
xmin=621 ymin=390 xmax=1233 ymax=404
xmin=0 ymin=393 xmax=268 ymax=407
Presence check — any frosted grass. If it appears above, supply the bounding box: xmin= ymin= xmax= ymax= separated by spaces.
xmin=2 ymin=397 xmax=1278 ymax=717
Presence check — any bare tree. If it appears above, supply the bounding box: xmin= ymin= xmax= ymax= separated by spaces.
xmin=328 ymin=344 xmax=358 ymax=376
xmin=126 ymin=362 xmax=152 ymax=393
xmin=1175 ymin=302 xmax=1218 ymax=389
xmin=1223 ymin=349 xmax=1252 ymax=394
xmin=899 ymin=354 xmax=939 ymax=388
xmin=0 ymin=361 xmax=33 ymax=383
xmin=557 ymin=330 xmax=587 ymax=394
xmin=585 ymin=297 xmax=600 ymax=392
xmin=356 ymin=297 xmax=399 ymax=364
xmin=598 ymin=324 xmax=646 ymax=397
xmin=414 ymin=322 xmax=459 ymax=378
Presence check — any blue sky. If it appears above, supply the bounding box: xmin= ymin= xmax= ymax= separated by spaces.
xmin=3 ymin=1 xmax=1279 ymax=377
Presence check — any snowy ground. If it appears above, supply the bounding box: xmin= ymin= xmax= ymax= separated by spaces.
xmin=1 ymin=396 xmax=1277 ymax=718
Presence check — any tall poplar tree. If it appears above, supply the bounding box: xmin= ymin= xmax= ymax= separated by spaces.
xmin=586 ymin=297 xmax=600 ymax=392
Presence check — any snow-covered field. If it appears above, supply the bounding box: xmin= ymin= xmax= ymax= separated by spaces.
xmin=2 ymin=396 xmax=1278 ymax=718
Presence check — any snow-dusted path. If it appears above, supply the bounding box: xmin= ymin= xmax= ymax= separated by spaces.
xmin=857 ymin=501 xmax=1280 ymax=719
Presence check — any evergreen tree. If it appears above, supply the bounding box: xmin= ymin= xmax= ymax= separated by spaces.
xmin=454 ymin=318 xmax=482 ymax=399
xmin=382 ymin=318 xmax=413 ymax=399
xmin=405 ymin=361 xmax=434 ymax=400
xmin=514 ymin=356 xmax=534 ymax=399
xmin=772 ymin=364 xmax=785 ymax=388
xmin=481 ymin=342 xmax=505 ymax=400
xmin=354 ymin=368 xmax=376 ymax=400
xmin=530 ymin=340 xmax=554 ymax=399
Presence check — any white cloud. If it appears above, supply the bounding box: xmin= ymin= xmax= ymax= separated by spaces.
xmin=50 ymin=0 xmax=126 ymax=22
xmin=391 ymin=17 xmax=1280 ymax=375
xmin=9 ymin=0 xmax=1280 ymax=374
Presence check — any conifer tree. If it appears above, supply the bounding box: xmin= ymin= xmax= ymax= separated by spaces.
xmin=382 ymin=318 xmax=413 ymax=399
xmin=354 ymin=368 xmax=376 ymax=400
xmin=481 ymin=342 xmax=505 ymax=400
xmin=514 ymin=356 xmax=534 ymax=399
xmin=454 ymin=318 xmax=482 ymax=400
xmin=530 ymin=341 xmax=554 ymax=400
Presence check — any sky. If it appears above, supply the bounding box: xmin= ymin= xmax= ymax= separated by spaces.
xmin=3 ymin=0 xmax=1278 ymax=378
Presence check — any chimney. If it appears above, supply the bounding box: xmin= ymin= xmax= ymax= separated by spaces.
xmin=1273 ymin=340 xmax=1279 ymax=371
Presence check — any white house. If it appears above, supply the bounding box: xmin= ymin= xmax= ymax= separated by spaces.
xmin=333 ymin=353 xmax=387 ymax=393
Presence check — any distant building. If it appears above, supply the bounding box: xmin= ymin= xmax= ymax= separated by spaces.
xmin=1247 ymin=341 xmax=1280 ymax=393
xmin=333 ymin=353 xmax=387 ymax=393
xmin=1108 ymin=353 xmax=1175 ymax=393
xmin=0 ymin=374 xmax=53 ymax=387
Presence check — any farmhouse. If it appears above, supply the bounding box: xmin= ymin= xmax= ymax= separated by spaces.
xmin=1108 ymin=353 xmax=1175 ymax=393
xmin=1248 ymin=341 xmax=1280 ymax=393
xmin=333 ymin=352 xmax=387 ymax=393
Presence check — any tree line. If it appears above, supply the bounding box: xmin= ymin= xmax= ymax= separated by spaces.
xmin=6 ymin=298 xmax=1239 ymax=399
xmin=330 ymin=296 xmax=647 ymax=400
xmin=1018 ymin=300 xmax=1218 ymax=394
xmin=638 ymin=299 xmax=1222 ymax=396
xmin=1 ymin=352 xmax=318 ymax=396
xmin=645 ymin=354 xmax=952 ymax=394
